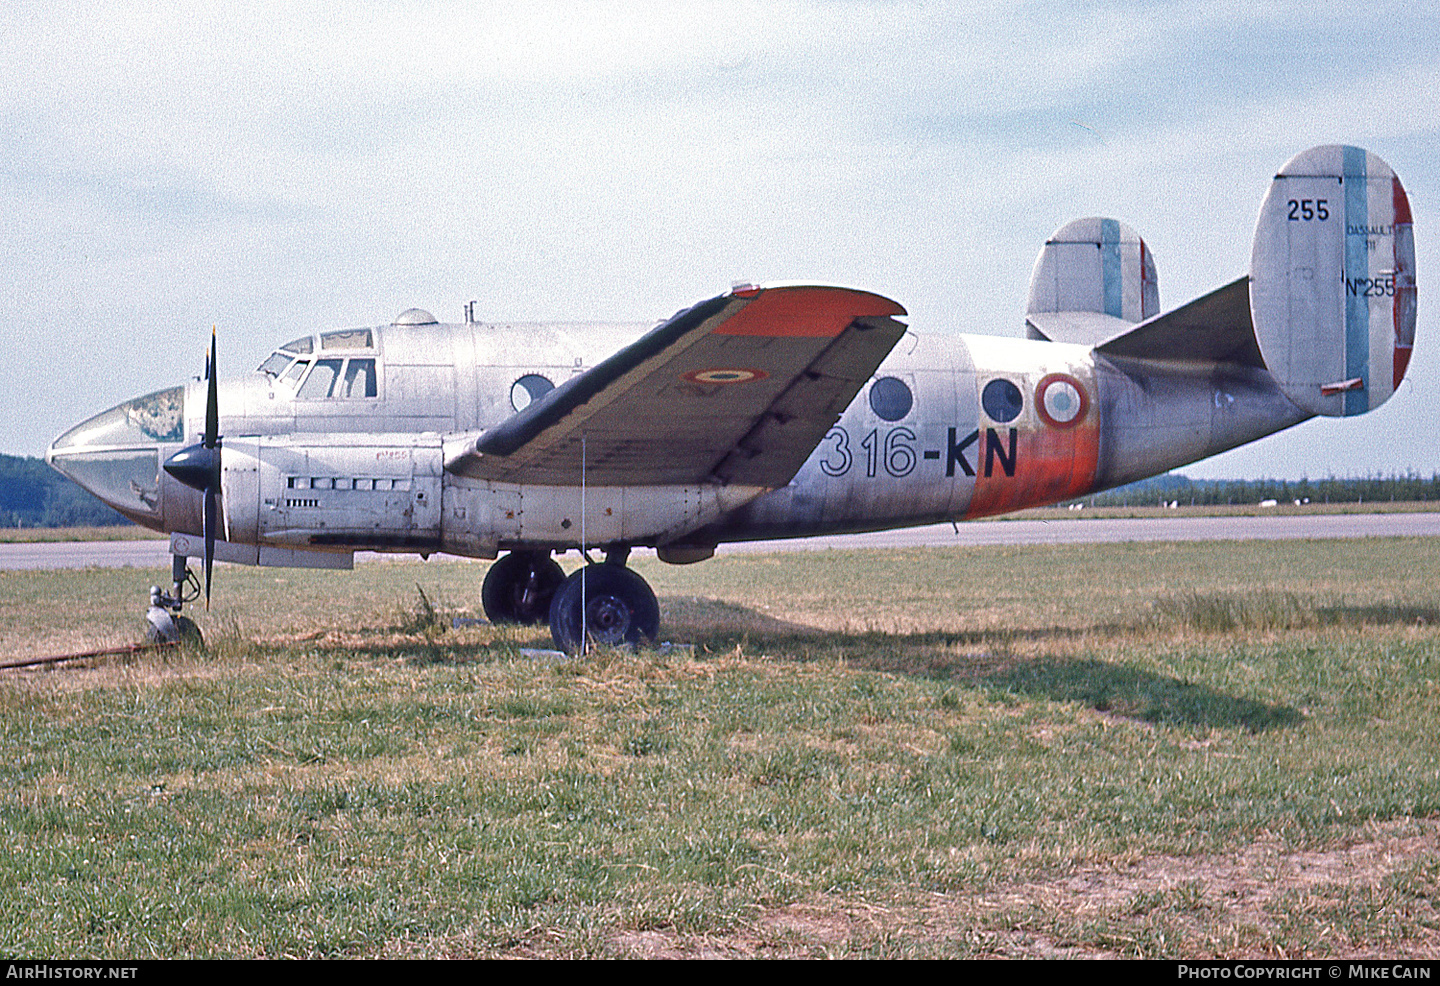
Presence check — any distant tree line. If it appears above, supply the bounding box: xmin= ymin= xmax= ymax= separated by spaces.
xmin=1083 ymin=471 xmax=1440 ymax=508
xmin=0 ymin=454 xmax=126 ymax=527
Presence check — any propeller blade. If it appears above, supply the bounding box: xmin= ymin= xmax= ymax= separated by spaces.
xmin=161 ymin=325 xmax=223 ymax=609
xmin=203 ymin=326 xmax=219 ymax=609
xmin=204 ymin=326 xmax=219 ymax=450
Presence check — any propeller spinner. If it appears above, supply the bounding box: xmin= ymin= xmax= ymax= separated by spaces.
xmin=162 ymin=328 xmax=221 ymax=608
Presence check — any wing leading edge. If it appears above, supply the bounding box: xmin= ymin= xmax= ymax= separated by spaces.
xmin=448 ymin=285 xmax=908 ymax=488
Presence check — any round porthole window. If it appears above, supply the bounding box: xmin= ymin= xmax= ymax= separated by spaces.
xmin=510 ymin=373 xmax=554 ymax=412
xmin=981 ymin=378 xmax=1023 ymax=423
xmin=869 ymin=376 xmax=913 ymax=421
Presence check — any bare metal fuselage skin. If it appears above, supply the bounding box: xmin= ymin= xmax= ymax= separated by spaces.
xmin=48 ymin=316 xmax=1309 ymax=564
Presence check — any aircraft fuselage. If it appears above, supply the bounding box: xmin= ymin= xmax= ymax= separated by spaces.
xmin=49 ymin=314 xmax=1309 ymax=565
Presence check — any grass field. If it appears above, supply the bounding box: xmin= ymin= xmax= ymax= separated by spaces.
xmin=3 ymin=538 xmax=1439 ymax=958
xmin=0 ymin=525 xmax=168 ymax=543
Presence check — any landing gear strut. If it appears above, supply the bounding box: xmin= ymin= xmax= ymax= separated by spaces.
xmin=145 ymin=554 xmax=204 ymax=647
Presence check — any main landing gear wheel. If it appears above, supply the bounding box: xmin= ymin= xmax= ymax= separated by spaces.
xmin=547 ymin=564 xmax=659 ymax=654
xmin=481 ymin=551 xmax=566 ymax=625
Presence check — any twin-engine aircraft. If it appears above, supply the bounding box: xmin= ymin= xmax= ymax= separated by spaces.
xmin=48 ymin=145 xmax=1417 ymax=652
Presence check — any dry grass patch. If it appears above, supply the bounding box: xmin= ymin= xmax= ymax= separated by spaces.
xmin=569 ymin=819 xmax=1440 ymax=959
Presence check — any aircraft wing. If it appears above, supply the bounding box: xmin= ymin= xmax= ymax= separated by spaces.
xmin=1095 ymin=276 xmax=1264 ymax=367
xmin=448 ymin=284 xmax=908 ymax=487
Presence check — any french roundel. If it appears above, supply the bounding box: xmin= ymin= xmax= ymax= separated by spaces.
xmin=1035 ymin=373 xmax=1088 ymax=428
xmin=682 ymin=368 xmax=769 ymax=384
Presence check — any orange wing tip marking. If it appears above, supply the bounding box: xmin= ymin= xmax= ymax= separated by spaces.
xmin=1320 ymin=377 xmax=1365 ymax=396
xmin=716 ymin=286 xmax=907 ymax=338
xmin=1035 ymin=373 xmax=1090 ymax=429
xmin=683 ymin=368 xmax=770 ymax=384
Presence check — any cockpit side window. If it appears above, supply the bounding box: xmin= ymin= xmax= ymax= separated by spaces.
xmin=284 ymin=357 xmax=380 ymax=400
xmin=341 ymin=358 xmax=377 ymax=398
xmin=281 ymin=359 xmax=310 ymax=386
xmin=299 ymin=359 xmax=344 ymax=399
xmin=281 ymin=336 xmax=314 ymax=355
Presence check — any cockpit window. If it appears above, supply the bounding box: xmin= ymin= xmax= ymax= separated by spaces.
xmin=288 ymin=357 xmax=378 ymax=400
xmin=261 ymin=330 xmax=375 ymax=379
xmin=321 ymin=328 xmax=373 ymax=350
xmin=281 ymin=359 xmax=310 ymax=386
xmin=257 ymin=352 xmax=293 ymax=377
xmin=299 ymin=359 xmax=344 ymax=399
xmin=341 ymin=358 xmax=377 ymax=398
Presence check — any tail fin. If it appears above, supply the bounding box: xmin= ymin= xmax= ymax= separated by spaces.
xmin=1026 ymin=217 xmax=1159 ymax=347
xmin=1250 ymin=145 xmax=1416 ymax=416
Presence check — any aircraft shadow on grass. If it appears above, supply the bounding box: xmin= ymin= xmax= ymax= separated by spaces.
xmin=335 ymin=593 xmax=1440 ymax=734
xmin=659 ymin=596 xmax=1319 ymax=733
xmin=1312 ymin=603 xmax=1440 ymax=627
xmin=981 ymin=657 xmax=1304 ymax=733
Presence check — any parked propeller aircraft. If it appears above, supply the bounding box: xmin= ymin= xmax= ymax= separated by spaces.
xmin=47 ymin=145 xmax=1416 ymax=652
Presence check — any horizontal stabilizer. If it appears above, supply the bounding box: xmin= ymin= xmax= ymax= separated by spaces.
xmin=1026 ymin=310 xmax=1137 ymax=349
xmin=1096 ymin=277 xmax=1263 ymax=367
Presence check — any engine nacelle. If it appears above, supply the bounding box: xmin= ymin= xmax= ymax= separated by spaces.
xmin=221 ymin=435 xmax=443 ymax=552
xmin=218 ymin=434 xmax=764 ymax=558
xmin=441 ymin=477 xmax=765 ymax=557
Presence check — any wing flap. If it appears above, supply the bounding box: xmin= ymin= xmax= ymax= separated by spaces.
xmin=453 ymin=285 xmax=907 ymax=487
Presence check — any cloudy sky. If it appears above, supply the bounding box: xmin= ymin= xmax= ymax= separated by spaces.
xmin=3 ymin=1 xmax=1437 ymax=479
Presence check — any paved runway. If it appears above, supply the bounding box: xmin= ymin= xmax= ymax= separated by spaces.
xmin=722 ymin=512 xmax=1440 ymax=552
xmin=3 ymin=512 xmax=1438 ymax=570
